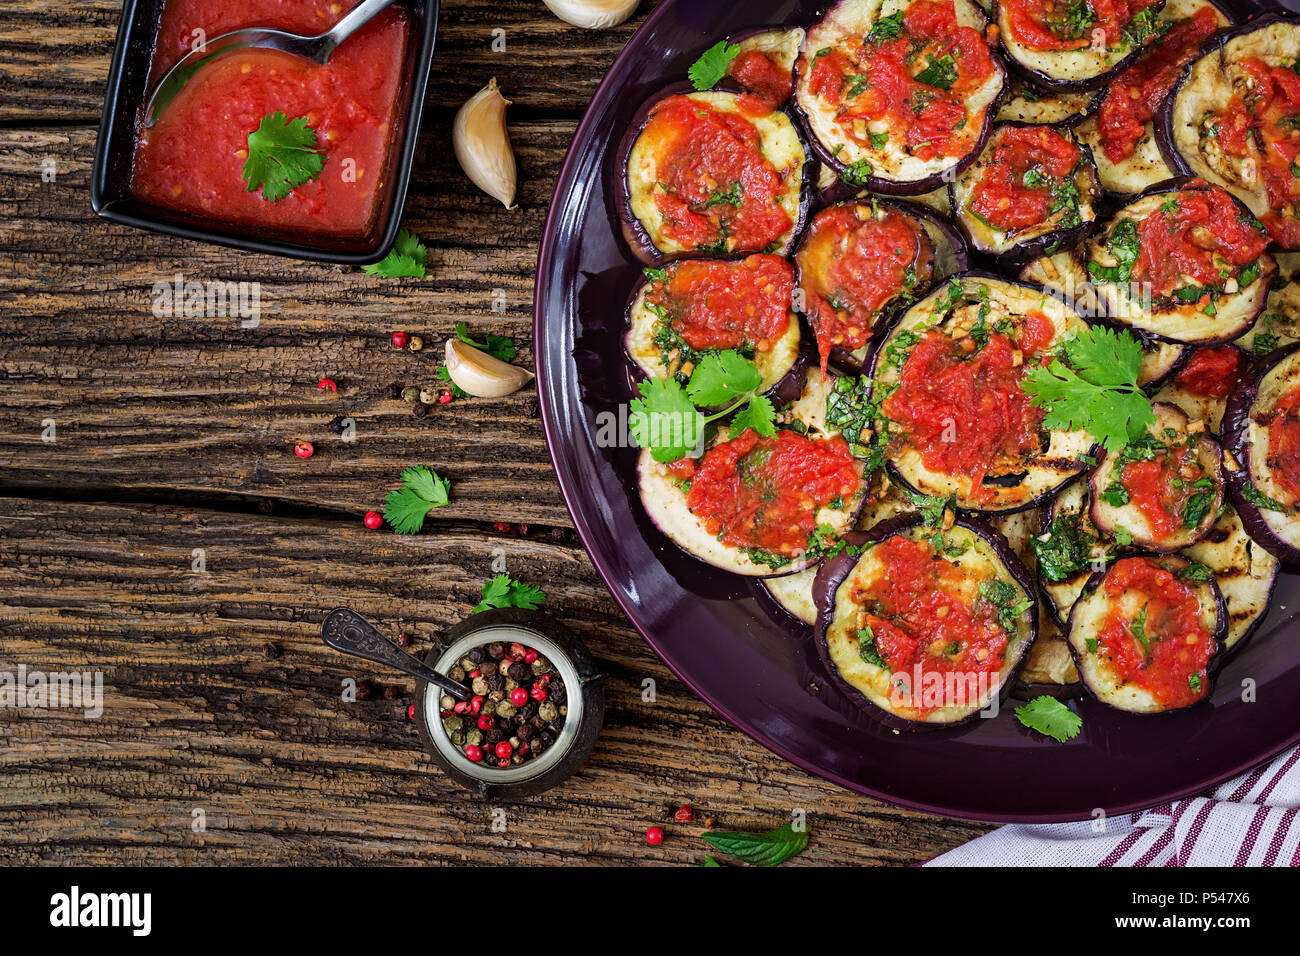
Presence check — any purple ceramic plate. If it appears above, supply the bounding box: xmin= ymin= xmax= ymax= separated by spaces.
xmin=533 ymin=0 xmax=1300 ymax=822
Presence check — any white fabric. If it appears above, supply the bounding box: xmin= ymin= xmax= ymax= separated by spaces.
xmin=925 ymin=747 xmax=1300 ymax=866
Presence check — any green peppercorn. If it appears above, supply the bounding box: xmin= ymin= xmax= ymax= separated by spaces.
xmin=401 ymin=386 xmax=421 ymax=404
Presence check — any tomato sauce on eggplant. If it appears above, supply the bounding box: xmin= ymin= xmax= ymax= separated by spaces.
xmin=672 ymin=429 xmax=862 ymax=559
xmin=1096 ymin=6 xmax=1219 ymax=164
xmin=796 ymin=204 xmax=933 ymax=374
xmin=1115 ymin=445 xmax=1212 ymax=539
xmin=1001 ymin=0 xmax=1161 ymax=52
xmin=1173 ymin=345 xmax=1247 ymax=399
xmin=1092 ymin=556 xmax=1216 ymax=708
xmin=641 ymin=95 xmax=794 ymax=254
xmin=1208 ymin=57 xmax=1300 ymax=248
xmin=729 ymin=51 xmax=793 ymax=110
xmin=1264 ymin=386 xmax=1300 ymax=504
xmin=848 ymin=535 xmax=1011 ymax=698
xmin=644 ymin=255 xmax=793 ymax=352
xmin=968 ymin=125 xmax=1081 ymax=232
xmin=882 ymin=324 xmax=1051 ymax=502
xmin=806 ymin=0 xmax=995 ymax=162
xmin=1129 ymin=185 xmax=1269 ymax=299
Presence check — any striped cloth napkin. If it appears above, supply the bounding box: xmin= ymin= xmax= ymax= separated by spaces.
xmin=926 ymin=747 xmax=1300 ymax=866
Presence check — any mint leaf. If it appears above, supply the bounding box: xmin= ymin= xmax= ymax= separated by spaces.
xmin=703 ymin=822 xmax=809 ymax=866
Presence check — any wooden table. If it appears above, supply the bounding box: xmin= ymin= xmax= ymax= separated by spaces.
xmin=0 ymin=0 xmax=992 ymax=865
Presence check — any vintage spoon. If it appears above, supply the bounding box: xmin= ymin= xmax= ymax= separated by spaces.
xmin=145 ymin=0 xmax=398 ymax=127
xmin=320 ymin=607 xmax=472 ymax=702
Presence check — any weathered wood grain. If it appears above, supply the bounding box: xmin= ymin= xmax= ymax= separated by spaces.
xmin=0 ymin=121 xmax=573 ymax=525
xmin=0 ymin=0 xmax=660 ymax=124
xmin=0 ymin=498 xmax=989 ymax=865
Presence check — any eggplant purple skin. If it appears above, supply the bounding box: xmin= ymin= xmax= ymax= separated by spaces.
xmin=791 ymin=3 xmax=1009 ymax=197
xmin=948 ymin=121 xmax=1104 ymax=269
xmin=1013 ymin=675 xmax=1085 ymax=701
xmin=614 ymin=80 xmax=814 ymax=266
xmin=1065 ymin=553 xmax=1229 ymax=714
xmin=1222 ymin=341 xmax=1300 ymax=566
xmin=864 ymin=270 xmax=1098 ymax=513
xmin=811 ymin=512 xmax=1039 ymax=731
xmin=1156 ymin=11 xmax=1291 ymax=187
xmin=991 ymin=0 xmax=1163 ymax=92
xmin=619 ymin=264 xmax=812 ymax=408
xmin=793 ymin=196 xmax=972 ymax=374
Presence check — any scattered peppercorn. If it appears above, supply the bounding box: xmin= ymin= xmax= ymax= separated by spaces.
xmin=355 ymin=681 xmax=373 ymax=701
xmin=263 ymin=642 xmax=280 ymax=660
xmin=364 ymin=511 xmax=384 ymax=530
xmin=412 ymin=403 xmax=430 ymax=419
xmin=438 ymin=390 xmax=453 ymax=404
xmin=408 ymin=335 xmax=424 ymax=352
xmin=397 ymin=631 xmax=412 ymax=647
xmin=385 ymin=382 xmax=404 ymax=400
xmin=493 ymin=522 xmax=512 ymax=533
xmin=328 ymin=415 xmax=348 ymax=434
xmin=401 ymin=386 xmax=420 ymax=404
xmin=407 ymin=705 xmax=416 ymax=720
xmin=392 ymin=331 xmax=409 ymax=349
xmin=294 ymin=441 xmax=314 ymax=459
xmin=674 ymin=804 xmax=693 ymax=824
xmin=318 ymin=378 xmax=338 ymax=393
xmin=645 ymin=827 xmax=664 ymax=846
xmin=419 ymin=387 xmax=436 ymax=405
xmin=383 ymin=684 xmax=399 ymax=700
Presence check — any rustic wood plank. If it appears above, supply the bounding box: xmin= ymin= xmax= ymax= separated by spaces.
xmin=0 ymin=0 xmax=660 ymax=124
xmin=0 ymin=497 xmax=990 ymax=865
xmin=0 ymin=121 xmax=574 ymax=524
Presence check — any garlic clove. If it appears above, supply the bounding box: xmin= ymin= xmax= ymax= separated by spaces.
xmin=445 ymin=338 xmax=534 ymax=398
xmin=453 ymin=78 xmax=517 ymax=209
xmin=542 ymin=0 xmax=639 ymax=29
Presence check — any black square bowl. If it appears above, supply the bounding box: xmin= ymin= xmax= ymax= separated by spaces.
xmin=91 ymin=0 xmax=439 ymax=265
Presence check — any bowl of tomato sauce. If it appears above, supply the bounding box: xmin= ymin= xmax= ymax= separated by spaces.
xmin=91 ymin=0 xmax=439 ymax=263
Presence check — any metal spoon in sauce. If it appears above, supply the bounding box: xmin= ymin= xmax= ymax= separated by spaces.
xmin=321 ymin=607 xmax=473 ymax=702
xmin=144 ymin=0 xmax=398 ymax=127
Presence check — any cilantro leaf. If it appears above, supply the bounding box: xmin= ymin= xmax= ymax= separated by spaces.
xmin=364 ymin=230 xmax=428 ymax=278
xmin=688 ymin=40 xmax=741 ymax=91
xmin=242 ymin=111 xmax=325 ymax=202
xmin=455 ymin=321 xmax=517 ymax=362
xmin=687 ymin=350 xmax=763 ymax=407
xmin=629 ymin=377 xmax=704 ymax=463
xmin=1015 ymin=696 xmax=1083 ymax=742
xmin=363 ymin=229 xmax=428 ymax=278
xmin=472 ymin=574 xmax=546 ymax=614
xmin=383 ymin=465 xmax=451 ymax=534
xmin=729 ymin=393 xmax=776 ymax=438
xmin=1020 ymin=325 xmax=1155 ymax=452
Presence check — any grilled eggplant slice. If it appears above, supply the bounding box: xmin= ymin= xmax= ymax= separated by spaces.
xmin=619 ymin=86 xmax=810 ymax=262
xmin=868 ymin=273 xmax=1094 ymax=512
xmin=793 ymin=0 xmax=1006 ymax=195
xmin=637 ymin=426 xmax=870 ymax=577
xmin=990 ymin=507 xmax=1084 ymax=698
xmin=1159 ymin=14 xmax=1300 ymax=249
xmin=996 ymin=82 xmax=1097 ymax=126
xmin=813 ymin=513 xmax=1037 ymax=729
xmin=1036 ymin=480 xmax=1111 ymax=629
xmin=1222 ymin=343 xmax=1300 ymax=565
xmin=795 ymin=198 xmax=970 ymax=374
xmin=1088 ymin=402 xmax=1225 ymax=551
xmin=1182 ymin=504 xmax=1281 ymax=653
xmin=1151 ymin=344 xmax=1249 ymax=433
xmin=993 ymin=0 xmax=1168 ymax=91
xmin=949 ymin=122 xmax=1100 ymax=263
xmin=1236 ymin=251 xmax=1300 ymax=357
xmin=725 ymin=27 xmax=806 ymax=109
xmin=1073 ymin=0 xmax=1231 ymax=198
xmin=1084 ymin=180 xmax=1275 ymax=344
xmin=624 ymin=255 xmax=806 ymax=403
xmin=1067 ymin=553 xmax=1226 ymax=714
